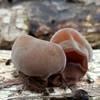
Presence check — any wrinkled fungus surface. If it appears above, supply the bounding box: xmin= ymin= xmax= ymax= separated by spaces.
xmin=50 ymin=28 xmax=93 ymax=84
xmin=11 ymin=28 xmax=93 ymax=92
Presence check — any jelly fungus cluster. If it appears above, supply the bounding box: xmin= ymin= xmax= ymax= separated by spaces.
xmin=12 ymin=28 xmax=93 ymax=90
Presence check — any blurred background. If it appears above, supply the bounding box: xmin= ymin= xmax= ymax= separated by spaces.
xmin=0 ymin=0 xmax=100 ymax=50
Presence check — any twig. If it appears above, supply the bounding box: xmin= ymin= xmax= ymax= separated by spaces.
xmin=7 ymin=94 xmax=71 ymax=100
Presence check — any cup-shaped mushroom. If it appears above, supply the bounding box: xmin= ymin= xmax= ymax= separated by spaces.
xmin=50 ymin=28 xmax=92 ymax=61
xmin=11 ymin=34 xmax=66 ymax=79
xmin=50 ymin=28 xmax=93 ymax=84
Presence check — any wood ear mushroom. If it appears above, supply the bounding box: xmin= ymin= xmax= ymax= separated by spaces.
xmin=11 ymin=28 xmax=93 ymax=90
xmin=11 ymin=34 xmax=66 ymax=79
xmin=50 ymin=28 xmax=93 ymax=84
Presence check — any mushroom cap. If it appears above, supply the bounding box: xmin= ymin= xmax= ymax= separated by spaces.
xmin=11 ymin=34 xmax=66 ymax=78
xmin=50 ymin=28 xmax=93 ymax=61
xmin=50 ymin=28 xmax=93 ymax=83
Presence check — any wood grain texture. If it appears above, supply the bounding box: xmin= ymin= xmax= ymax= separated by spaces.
xmin=0 ymin=50 xmax=100 ymax=100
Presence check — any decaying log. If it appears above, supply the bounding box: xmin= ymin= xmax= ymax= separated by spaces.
xmin=0 ymin=50 xmax=100 ymax=100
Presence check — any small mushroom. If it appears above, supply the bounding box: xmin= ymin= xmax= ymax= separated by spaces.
xmin=11 ymin=34 xmax=66 ymax=79
xmin=50 ymin=28 xmax=93 ymax=84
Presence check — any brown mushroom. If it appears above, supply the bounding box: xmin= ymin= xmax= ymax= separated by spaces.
xmin=50 ymin=28 xmax=93 ymax=84
xmin=11 ymin=34 xmax=66 ymax=79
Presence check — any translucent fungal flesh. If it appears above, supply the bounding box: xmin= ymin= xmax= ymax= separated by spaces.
xmin=11 ymin=34 xmax=66 ymax=79
xmin=50 ymin=28 xmax=93 ymax=84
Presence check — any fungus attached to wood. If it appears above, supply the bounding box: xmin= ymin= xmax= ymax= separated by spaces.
xmin=11 ymin=28 xmax=93 ymax=91
xmin=50 ymin=28 xmax=93 ymax=84
xmin=11 ymin=34 xmax=66 ymax=79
